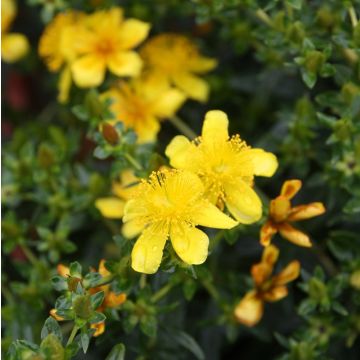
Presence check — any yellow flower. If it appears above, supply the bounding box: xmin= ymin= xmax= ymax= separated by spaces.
xmin=166 ymin=110 xmax=278 ymax=224
xmin=95 ymin=169 xmax=139 ymax=225
xmin=123 ymin=169 xmax=238 ymax=274
xmin=140 ymin=33 xmax=217 ymax=102
xmin=38 ymin=11 xmax=84 ymax=103
xmin=102 ymin=75 xmax=186 ymax=143
xmin=234 ymin=245 xmax=300 ymax=327
xmin=1 ymin=0 xmax=29 ymax=63
xmin=70 ymin=7 xmax=150 ymax=88
xmin=260 ymin=179 xmax=326 ymax=247
xmin=50 ymin=260 xmax=126 ymax=337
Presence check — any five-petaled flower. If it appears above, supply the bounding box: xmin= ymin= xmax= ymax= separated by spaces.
xmin=123 ymin=169 xmax=238 ymax=274
xmin=260 ymin=179 xmax=326 ymax=247
xmin=140 ymin=33 xmax=217 ymax=102
xmin=50 ymin=260 xmax=126 ymax=337
xmin=102 ymin=74 xmax=186 ymax=143
xmin=166 ymin=110 xmax=278 ymax=224
xmin=234 ymin=245 xmax=300 ymax=327
xmin=70 ymin=7 xmax=150 ymax=88
xmin=1 ymin=0 xmax=29 ymax=63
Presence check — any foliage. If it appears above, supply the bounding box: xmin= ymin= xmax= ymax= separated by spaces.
xmin=2 ymin=0 xmax=360 ymax=359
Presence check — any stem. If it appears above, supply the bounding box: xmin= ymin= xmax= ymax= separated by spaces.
xmin=125 ymin=153 xmax=143 ymax=171
xmin=19 ymin=244 xmax=38 ymax=265
xmin=348 ymin=6 xmax=358 ymax=28
xmin=139 ymin=274 xmax=147 ymax=289
xmin=255 ymin=9 xmax=274 ymax=28
xmin=66 ymin=325 xmax=79 ymax=346
xmin=151 ymin=283 xmax=174 ymax=303
xmin=169 ymin=116 xmax=197 ymax=140
xmin=311 ymin=243 xmax=338 ymax=277
xmin=209 ymin=230 xmax=226 ymax=251
xmin=202 ymin=280 xmax=221 ymax=303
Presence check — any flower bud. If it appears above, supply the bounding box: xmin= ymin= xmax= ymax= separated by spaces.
xmin=102 ymin=123 xmax=119 ymax=145
xmin=350 ymin=270 xmax=360 ymax=290
xmin=305 ymin=50 xmax=325 ymax=73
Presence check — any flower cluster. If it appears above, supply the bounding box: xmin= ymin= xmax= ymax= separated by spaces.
xmin=121 ymin=110 xmax=278 ymax=274
xmin=39 ymin=7 xmax=216 ymax=144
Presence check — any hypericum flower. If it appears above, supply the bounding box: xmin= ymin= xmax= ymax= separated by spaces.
xmin=102 ymin=75 xmax=186 ymax=143
xmin=234 ymin=245 xmax=300 ymax=327
xmin=38 ymin=11 xmax=84 ymax=103
xmin=50 ymin=260 xmax=126 ymax=337
xmin=95 ymin=169 xmax=139 ymax=224
xmin=140 ymin=33 xmax=217 ymax=102
xmin=123 ymin=169 xmax=238 ymax=274
xmin=166 ymin=110 xmax=278 ymax=224
xmin=1 ymin=0 xmax=29 ymax=63
xmin=70 ymin=7 xmax=150 ymax=88
xmin=260 ymin=179 xmax=326 ymax=247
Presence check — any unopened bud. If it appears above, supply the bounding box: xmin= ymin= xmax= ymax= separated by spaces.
xmin=102 ymin=123 xmax=119 ymax=145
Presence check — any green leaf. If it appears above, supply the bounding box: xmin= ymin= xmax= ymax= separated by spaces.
xmin=172 ymin=331 xmax=205 ymax=360
xmin=41 ymin=317 xmax=63 ymax=341
xmin=105 ymin=343 xmax=126 ymax=360
xmin=51 ymin=276 xmax=68 ymax=291
xmin=286 ymin=0 xmax=302 ymax=10
xmin=183 ymin=279 xmax=197 ymax=301
xmin=139 ymin=315 xmax=157 ymax=338
xmin=89 ymin=311 xmax=106 ymax=324
xmin=72 ymin=105 xmax=89 ymax=121
xmin=298 ymin=299 xmax=317 ymax=316
xmin=90 ymin=291 xmax=105 ymax=310
xmin=301 ymin=70 xmax=317 ymax=89
xmin=69 ymin=262 xmax=82 ymax=278
xmin=83 ymin=272 xmax=102 ymax=289
xmin=80 ymin=327 xmax=91 ymax=354
xmin=332 ymin=302 xmax=348 ymax=316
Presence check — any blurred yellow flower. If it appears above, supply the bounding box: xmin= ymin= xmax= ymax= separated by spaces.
xmin=1 ymin=0 xmax=29 ymax=63
xmin=50 ymin=260 xmax=126 ymax=337
xmin=234 ymin=245 xmax=300 ymax=327
xmin=166 ymin=110 xmax=278 ymax=224
xmin=260 ymin=179 xmax=326 ymax=247
xmin=123 ymin=169 xmax=237 ymax=274
xmin=95 ymin=169 xmax=139 ymax=225
xmin=140 ymin=33 xmax=217 ymax=102
xmin=102 ymin=75 xmax=186 ymax=143
xmin=70 ymin=7 xmax=150 ymax=88
xmin=38 ymin=11 xmax=84 ymax=103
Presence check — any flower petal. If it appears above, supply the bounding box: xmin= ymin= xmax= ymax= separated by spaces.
xmin=50 ymin=309 xmax=65 ymax=321
xmin=131 ymin=226 xmax=168 ymax=274
xmin=280 ymin=179 xmax=302 ymax=199
xmin=95 ymin=197 xmax=125 ymax=219
xmin=251 ymin=263 xmax=273 ymax=286
xmin=224 ymin=180 xmax=262 ymax=224
xmin=188 ymin=56 xmax=217 ymax=73
xmin=1 ymin=33 xmax=29 ymax=63
xmin=107 ymin=51 xmax=143 ymax=77
xmin=237 ymin=149 xmax=278 ymax=177
xmin=273 ymin=260 xmax=300 ymax=286
xmin=152 ymin=88 xmax=186 ymax=118
xmin=170 ymin=225 xmax=209 ymax=265
xmin=91 ymin=322 xmax=105 ymax=337
xmin=263 ymin=286 xmax=288 ymax=302
xmin=260 ymin=221 xmax=278 ymax=246
xmin=278 ymin=223 xmax=312 ymax=247
xmin=119 ymin=19 xmax=150 ymax=49
xmin=270 ymin=196 xmax=291 ymax=223
xmin=104 ymin=292 xmax=127 ymax=308
xmin=202 ymin=110 xmax=229 ymax=143
xmin=98 ymin=259 xmax=110 ymax=277
xmin=122 ymin=220 xmax=144 ymax=239
xmin=72 ymin=54 xmax=106 ymax=87
xmin=288 ymin=202 xmax=326 ymax=221
xmin=123 ymin=199 xmax=147 ymax=222
xmin=262 ymin=244 xmax=280 ymax=266
xmin=57 ymin=264 xmax=70 ymax=277
xmin=192 ymin=200 xmax=238 ymax=229
xmin=173 ymin=72 xmax=209 ymax=102
xmin=234 ymin=291 xmax=264 ymax=327
xmin=165 ymin=135 xmax=192 ymax=169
